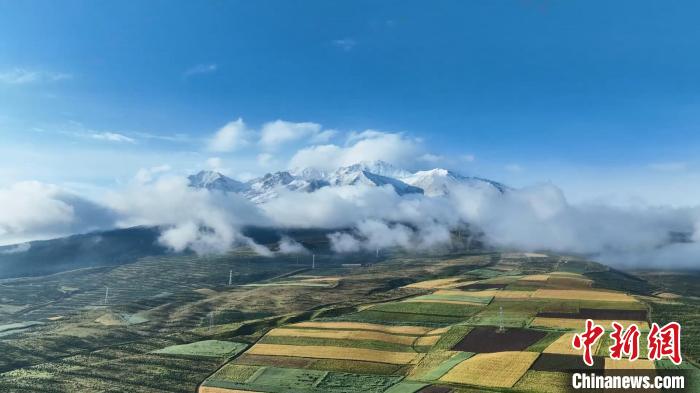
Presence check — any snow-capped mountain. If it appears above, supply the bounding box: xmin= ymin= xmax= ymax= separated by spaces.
xmin=326 ymin=164 xmax=422 ymax=195
xmin=403 ymin=168 xmax=508 ymax=197
xmin=187 ymin=171 xmax=249 ymax=193
xmin=243 ymin=171 xmax=330 ymax=203
xmin=189 ymin=161 xmax=507 ymax=203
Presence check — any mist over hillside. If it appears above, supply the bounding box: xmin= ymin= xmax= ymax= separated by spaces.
xmin=1 ymin=160 xmax=697 ymax=274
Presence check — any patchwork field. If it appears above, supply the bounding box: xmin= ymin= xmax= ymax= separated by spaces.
xmin=1 ymin=249 xmax=697 ymax=393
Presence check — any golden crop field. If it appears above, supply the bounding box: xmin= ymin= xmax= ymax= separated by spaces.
xmin=440 ymin=351 xmax=539 ymax=388
xmin=404 ymin=299 xmax=484 ymax=306
xmin=403 ymin=277 xmax=469 ymax=289
xmin=414 ymin=335 xmax=441 ymax=346
xmin=291 ymin=321 xmax=431 ymax=335
xmin=267 ymin=328 xmax=418 ymax=345
xmin=436 ymin=289 xmax=533 ymax=299
xmin=427 ymin=326 xmax=451 ymax=335
xmin=531 ymin=289 xmax=637 ymax=303
xmin=605 ymin=358 xmax=656 ymax=370
xmin=531 ymin=318 xmax=650 ymax=330
xmin=247 ymin=344 xmax=420 ymax=364
xmin=519 ymin=274 xmax=550 ymax=282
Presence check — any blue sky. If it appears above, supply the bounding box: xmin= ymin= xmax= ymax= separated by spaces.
xmin=1 ymin=0 xmax=700 ymax=205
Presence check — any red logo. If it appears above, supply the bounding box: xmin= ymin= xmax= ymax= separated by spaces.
xmin=648 ymin=322 xmax=682 ymax=365
xmin=609 ymin=322 xmax=641 ymax=361
xmin=572 ymin=319 xmax=605 ymax=366
xmin=575 ymin=320 xmax=682 ymax=366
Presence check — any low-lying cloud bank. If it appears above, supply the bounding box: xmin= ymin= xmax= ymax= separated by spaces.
xmin=0 ymin=175 xmax=698 ymax=268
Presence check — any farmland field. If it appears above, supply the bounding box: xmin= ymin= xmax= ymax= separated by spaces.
xmin=439 ymin=351 xmax=539 ymax=387
xmin=0 ymin=248 xmax=697 ymax=393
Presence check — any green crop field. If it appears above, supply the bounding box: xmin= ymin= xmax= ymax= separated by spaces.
xmin=258 ymin=335 xmax=418 ymax=352
xmin=153 ymin=340 xmax=247 ymax=357
xmin=369 ymin=300 xmax=483 ymax=317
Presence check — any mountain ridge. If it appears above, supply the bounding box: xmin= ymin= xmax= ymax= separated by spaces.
xmin=189 ymin=160 xmax=507 ymax=202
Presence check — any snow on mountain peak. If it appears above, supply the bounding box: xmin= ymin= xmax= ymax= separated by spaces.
xmin=187 ymin=171 xmax=248 ymax=192
xmin=188 ymin=162 xmax=506 ymax=202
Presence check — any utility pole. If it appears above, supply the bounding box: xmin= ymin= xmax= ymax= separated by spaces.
xmin=312 ymin=254 xmax=315 ymax=269
xmin=228 ymin=270 xmax=233 ymax=286
xmin=498 ymin=306 xmax=504 ymax=333
xmin=104 ymin=286 xmax=109 ymax=305
xmin=209 ymin=311 xmax=214 ymax=331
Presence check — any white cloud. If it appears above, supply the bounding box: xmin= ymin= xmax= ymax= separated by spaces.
xmin=310 ymin=129 xmax=337 ymax=143
xmin=0 ymin=181 xmax=114 ymax=245
xmin=332 ymin=38 xmax=357 ymax=51
xmin=260 ymin=120 xmax=323 ymax=148
xmin=134 ymin=165 xmax=172 ymax=184
xmin=106 ymin=175 xmax=268 ymax=254
xmin=208 ymin=118 xmax=251 ymax=152
xmin=0 ymin=68 xmax=72 ymax=84
xmin=289 ymin=131 xmax=421 ymax=172
xmin=91 ymin=132 xmax=136 ymax=143
xmin=184 ymin=63 xmax=218 ymax=77
xmin=277 ymin=237 xmax=308 ymax=254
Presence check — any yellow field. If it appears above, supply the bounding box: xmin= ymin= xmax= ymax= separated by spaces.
xmin=427 ymin=326 xmax=451 ymax=335
xmin=199 ymin=387 xmax=260 ymax=393
xmin=403 ymin=277 xmax=469 ymax=289
xmin=404 ymin=299 xmax=484 ymax=306
xmin=268 ymin=328 xmax=417 ymax=345
xmin=544 ymin=333 xmax=600 ymax=355
xmin=436 ymin=289 xmax=532 ymax=299
xmin=291 ymin=321 xmax=431 ymax=335
xmin=605 ymin=358 xmax=656 ymax=370
xmin=531 ymin=318 xmax=649 ymax=330
xmin=440 ymin=351 xmax=539 ymax=388
xmin=247 ymin=344 xmax=419 ymax=364
xmin=531 ymin=289 xmax=637 ymax=303
xmin=414 ymin=335 xmax=441 ymax=346
xmin=519 ymin=274 xmax=550 ymax=282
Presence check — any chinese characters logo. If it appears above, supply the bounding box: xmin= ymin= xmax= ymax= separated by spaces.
xmin=572 ymin=319 xmax=681 ymax=366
